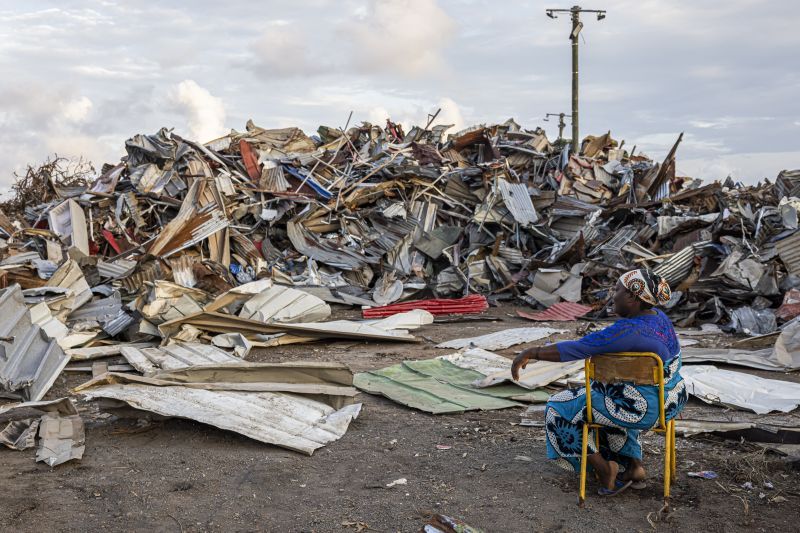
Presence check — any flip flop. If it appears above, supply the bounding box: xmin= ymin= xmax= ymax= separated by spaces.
xmin=597 ymin=479 xmax=633 ymax=497
xmin=630 ymin=480 xmax=647 ymax=490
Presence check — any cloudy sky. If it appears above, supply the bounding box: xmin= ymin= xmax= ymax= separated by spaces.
xmin=1 ymin=0 xmax=798 ymax=191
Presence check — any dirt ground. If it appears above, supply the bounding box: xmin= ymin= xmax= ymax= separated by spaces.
xmin=2 ymin=306 xmax=800 ymax=532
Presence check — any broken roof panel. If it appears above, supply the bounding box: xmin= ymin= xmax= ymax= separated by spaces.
xmin=0 ymin=284 xmax=68 ymax=401
xmin=119 ymin=342 xmax=244 ymax=374
xmin=682 ymin=365 xmax=800 ymax=414
xmin=497 ymin=179 xmax=538 ymax=226
xmin=0 ymin=397 xmax=85 ymax=466
xmin=436 ymin=327 xmax=563 ymax=351
xmin=239 ymin=285 xmax=331 ymax=324
xmin=362 ymin=295 xmax=488 ymax=318
xmin=354 ymin=363 xmax=524 ymax=414
xmin=79 ymin=379 xmax=361 ymax=455
xmin=776 ymin=231 xmax=800 ymax=275
xmin=517 ymin=302 xmax=593 ymax=322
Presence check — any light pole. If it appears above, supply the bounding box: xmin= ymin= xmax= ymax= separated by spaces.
xmin=546 ymin=6 xmax=606 ymax=155
xmin=544 ymin=112 xmax=571 ymax=141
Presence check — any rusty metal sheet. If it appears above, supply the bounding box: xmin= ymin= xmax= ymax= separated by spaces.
xmin=777 ymin=231 xmax=800 ymax=275
xmin=517 ymin=302 xmax=593 ymax=322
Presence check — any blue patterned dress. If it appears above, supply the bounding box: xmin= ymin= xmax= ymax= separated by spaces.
xmin=544 ymin=309 xmax=687 ymax=472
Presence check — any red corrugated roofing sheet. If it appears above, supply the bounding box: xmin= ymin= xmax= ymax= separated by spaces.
xmin=362 ymin=295 xmax=489 ymax=318
xmin=517 ymin=302 xmax=592 ymax=322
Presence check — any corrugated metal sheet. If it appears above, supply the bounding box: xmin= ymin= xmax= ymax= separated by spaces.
xmin=354 ymin=358 xmax=528 ymax=414
xmin=653 ymin=241 xmax=710 ymax=286
xmin=119 ymin=342 xmax=243 ymax=374
xmin=119 ymin=262 xmax=163 ymax=293
xmin=589 ymin=226 xmax=638 ymax=256
xmin=549 ymin=196 xmax=601 ymax=217
xmin=0 ymin=284 xmax=68 ymax=401
xmin=287 ymin=221 xmax=375 ymax=271
xmin=497 ymin=179 xmax=538 ymax=226
xmin=80 ymin=384 xmax=361 ymax=455
xmin=549 ymin=216 xmax=587 ymax=240
xmin=97 ymin=259 xmax=137 ymax=280
xmin=159 ymin=311 xmax=419 ymax=343
xmin=498 ymin=245 xmax=525 ymax=265
xmin=439 ymin=347 xmax=583 ymax=390
xmin=654 ymin=180 xmax=671 ymax=201
xmin=68 ymin=293 xmax=124 ymax=322
xmin=67 ymin=292 xmax=134 ymax=336
xmin=517 ymin=302 xmax=593 ymax=322
xmin=436 ymin=327 xmax=563 ymax=350
xmin=777 ymin=231 xmax=800 ymax=275
xmin=776 ymin=170 xmax=800 ymax=199
xmin=102 ymin=310 xmax=135 ymax=336
xmin=239 ymin=285 xmax=331 ymax=324
xmin=0 ymin=251 xmax=41 ymax=266
xmin=362 ymin=295 xmax=488 ymax=318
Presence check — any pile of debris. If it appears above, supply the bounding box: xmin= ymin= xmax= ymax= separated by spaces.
xmin=2 ymin=120 xmax=798 ymax=335
xmin=0 ymin=115 xmax=799 ymax=462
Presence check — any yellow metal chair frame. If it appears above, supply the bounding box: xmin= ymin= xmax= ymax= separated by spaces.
xmin=578 ymin=352 xmax=676 ymax=507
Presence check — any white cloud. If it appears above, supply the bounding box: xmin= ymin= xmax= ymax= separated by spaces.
xmin=342 ymin=0 xmax=456 ymax=76
xmin=436 ymin=97 xmax=464 ymax=132
xmin=679 ymin=150 xmax=800 ymax=185
xmin=170 ymin=80 xmax=227 ymax=142
xmin=61 ymin=96 xmax=93 ymax=123
xmin=633 ymin=132 xmax=730 ymax=161
xmin=367 ymin=106 xmax=391 ymax=126
xmin=689 ymin=116 xmax=774 ymax=130
xmin=251 ymin=26 xmax=317 ymax=77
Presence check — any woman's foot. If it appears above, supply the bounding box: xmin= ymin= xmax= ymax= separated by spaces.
xmin=621 ymin=459 xmax=646 ymax=483
xmin=588 ymin=454 xmax=620 ymax=490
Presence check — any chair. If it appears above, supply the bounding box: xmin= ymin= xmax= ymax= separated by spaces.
xmin=578 ymin=352 xmax=676 ymax=508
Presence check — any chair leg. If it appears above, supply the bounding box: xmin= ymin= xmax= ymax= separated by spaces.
xmin=670 ymin=419 xmax=677 ymax=480
xmin=579 ymin=423 xmax=589 ymax=507
xmin=663 ymin=426 xmax=671 ymax=502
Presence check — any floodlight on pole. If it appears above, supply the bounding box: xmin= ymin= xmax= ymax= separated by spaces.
xmin=544 ymin=113 xmax=571 ymax=141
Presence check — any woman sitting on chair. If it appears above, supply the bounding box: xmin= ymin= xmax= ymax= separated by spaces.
xmin=512 ymin=269 xmax=687 ymax=496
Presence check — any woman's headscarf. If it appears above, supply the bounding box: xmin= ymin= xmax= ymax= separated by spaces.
xmin=619 ymin=269 xmax=671 ymax=306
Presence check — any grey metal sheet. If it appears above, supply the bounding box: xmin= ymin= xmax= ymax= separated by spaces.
xmin=287 ymin=221 xmax=376 ymax=271
xmin=68 ymin=293 xmax=123 ymax=323
xmin=120 ymin=342 xmax=244 ymax=374
xmin=497 ymin=179 xmax=538 ymax=226
xmin=549 ymin=197 xmax=601 ymax=217
xmin=0 ymin=251 xmax=41 ymax=266
xmin=0 ymin=285 xmax=68 ymax=401
xmin=97 ymin=259 xmax=137 ymax=280
xmin=80 ymin=384 xmax=362 ymax=455
xmin=102 ymin=310 xmax=135 ymax=336
xmin=436 ymin=327 xmax=564 ymax=350
xmin=653 ymin=241 xmax=711 ymax=286
xmin=589 ymin=225 xmax=638 ymax=256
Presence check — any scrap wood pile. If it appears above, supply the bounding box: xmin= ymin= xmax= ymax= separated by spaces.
xmin=1 ymin=115 xmax=800 ymax=465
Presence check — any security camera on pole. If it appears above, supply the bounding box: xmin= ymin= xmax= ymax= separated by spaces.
xmin=546 ymin=6 xmax=606 ymax=155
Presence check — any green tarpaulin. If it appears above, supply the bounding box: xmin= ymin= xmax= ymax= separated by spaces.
xmin=354 ymin=358 xmax=549 ymax=414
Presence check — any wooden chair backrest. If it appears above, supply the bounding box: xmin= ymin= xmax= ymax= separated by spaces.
xmin=590 ymin=354 xmax=659 ymax=385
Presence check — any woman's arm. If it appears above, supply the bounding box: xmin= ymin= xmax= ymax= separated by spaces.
xmin=511 ymin=344 xmax=560 ymax=381
xmin=510 ymin=320 xmax=637 ymax=381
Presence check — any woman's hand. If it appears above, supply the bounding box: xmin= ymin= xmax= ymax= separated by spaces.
xmin=512 ymin=348 xmax=537 ymax=381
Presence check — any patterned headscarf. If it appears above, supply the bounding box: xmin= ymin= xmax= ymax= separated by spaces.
xmin=619 ymin=269 xmax=671 ymax=306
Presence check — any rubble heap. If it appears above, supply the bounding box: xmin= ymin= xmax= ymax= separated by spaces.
xmin=0 ymin=118 xmax=798 ymax=348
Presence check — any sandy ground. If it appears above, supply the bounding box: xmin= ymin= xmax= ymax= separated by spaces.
xmin=2 ymin=306 xmax=800 ymax=532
